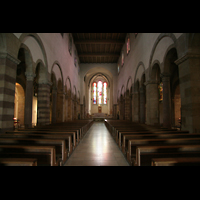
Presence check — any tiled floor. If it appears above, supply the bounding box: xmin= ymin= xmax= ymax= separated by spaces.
xmin=64 ymin=121 xmax=130 ymax=166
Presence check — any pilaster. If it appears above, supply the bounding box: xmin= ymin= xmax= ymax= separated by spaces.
xmin=0 ymin=53 xmax=20 ymax=132
xmin=145 ymin=80 xmax=159 ymax=125
xmin=160 ymin=73 xmax=171 ymax=128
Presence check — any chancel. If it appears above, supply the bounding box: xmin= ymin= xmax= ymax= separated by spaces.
xmin=0 ymin=33 xmax=200 ymax=166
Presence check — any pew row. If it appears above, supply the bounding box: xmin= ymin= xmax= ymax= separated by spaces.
xmin=136 ymin=145 xmax=200 ymax=166
xmin=0 ymin=158 xmax=38 ymax=166
xmin=0 ymin=120 xmax=93 ymax=166
xmin=0 ymin=145 xmax=59 ymax=166
xmin=127 ymin=137 xmax=200 ymax=165
xmin=151 ymin=157 xmax=200 ymax=166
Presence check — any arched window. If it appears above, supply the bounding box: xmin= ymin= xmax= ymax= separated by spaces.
xmin=68 ymin=34 xmax=72 ymax=55
xmin=93 ymin=82 xmax=97 ymax=104
xmin=121 ymin=50 xmax=124 ymax=67
xmin=74 ymin=50 xmax=77 ymax=67
xmin=127 ymin=34 xmax=130 ymax=55
xmin=93 ymin=81 xmax=107 ymax=105
xmin=98 ymin=81 xmax=102 ymax=104
xmin=103 ymin=82 xmax=107 ymax=104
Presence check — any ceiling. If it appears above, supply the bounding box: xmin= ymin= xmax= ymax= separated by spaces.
xmin=71 ymin=33 xmax=127 ymax=64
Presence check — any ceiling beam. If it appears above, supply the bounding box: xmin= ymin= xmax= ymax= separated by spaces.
xmin=78 ymin=53 xmax=120 ymax=57
xmin=74 ymin=39 xmax=124 ymax=45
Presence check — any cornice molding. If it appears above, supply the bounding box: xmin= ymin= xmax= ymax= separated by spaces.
xmin=175 ymin=52 xmax=200 ymax=65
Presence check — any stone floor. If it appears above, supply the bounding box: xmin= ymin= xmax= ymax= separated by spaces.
xmin=64 ymin=121 xmax=130 ymax=166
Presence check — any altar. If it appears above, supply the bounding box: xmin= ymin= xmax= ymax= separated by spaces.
xmin=92 ymin=113 xmax=105 ymax=121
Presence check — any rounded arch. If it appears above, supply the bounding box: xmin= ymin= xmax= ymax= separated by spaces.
xmin=51 ymin=61 xmax=64 ymax=91
xmin=163 ymin=47 xmax=178 ymax=74
xmin=121 ymin=85 xmax=125 ymax=97
xmin=148 ymin=33 xmax=177 ymax=79
xmin=150 ymin=60 xmax=161 ymax=81
xmin=134 ymin=61 xmax=145 ymax=87
xmin=18 ymin=43 xmax=34 ymax=74
xmin=35 ymin=59 xmax=47 ymax=84
xmin=89 ymin=72 xmax=110 ymax=88
xmin=134 ymin=80 xmax=140 ymax=92
xmin=65 ymin=76 xmax=72 ymax=97
xmin=19 ymin=33 xmax=48 ymax=68
xmin=150 ymin=60 xmax=161 ymax=82
xmin=126 ymin=76 xmax=132 ymax=93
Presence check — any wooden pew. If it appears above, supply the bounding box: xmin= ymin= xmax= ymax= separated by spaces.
xmin=105 ymin=119 xmax=179 ymax=143
xmin=135 ymin=145 xmax=200 ymax=166
xmin=115 ymin=128 xmax=181 ymax=143
xmin=0 ymin=158 xmax=37 ymax=166
xmin=121 ymin=132 xmax=198 ymax=154
xmin=16 ymin=129 xmax=80 ymax=146
xmin=151 ymin=157 xmax=200 ymax=166
xmin=0 ymin=145 xmax=59 ymax=166
xmin=7 ymin=131 xmax=77 ymax=150
xmin=0 ymin=133 xmax=73 ymax=156
xmin=0 ymin=120 xmax=93 ymax=166
xmin=0 ymin=138 xmax=67 ymax=165
xmin=127 ymin=137 xmax=200 ymax=165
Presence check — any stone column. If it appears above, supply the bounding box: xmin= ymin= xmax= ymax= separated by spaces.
xmin=80 ymin=104 xmax=84 ymax=119
xmin=131 ymin=93 xmax=134 ymax=122
xmin=139 ymin=86 xmax=145 ymax=124
xmin=175 ymin=53 xmax=200 ymax=133
xmin=37 ymin=81 xmax=51 ymax=126
xmin=0 ymin=53 xmax=20 ymax=132
xmin=119 ymin=97 xmax=125 ymax=120
xmin=145 ymin=80 xmax=159 ymax=125
xmin=73 ymin=99 xmax=77 ymax=120
xmin=161 ymin=73 xmax=171 ymax=129
xmin=24 ymin=72 xmax=35 ymax=128
xmin=67 ymin=95 xmax=73 ymax=121
xmin=56 ymin=90 xmax=64 ymax=122
xmin=113 ymin=104 xmax=117 ymax=119
xmin=133 ymin=91 xmax=139 ymax=122
xmin=125 ymin=93 xmax=130 ymax=120
xmin=51 ymin=87 xmax=57 ymax=123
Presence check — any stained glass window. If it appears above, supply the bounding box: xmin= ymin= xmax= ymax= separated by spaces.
xmin=121 ymin=50 xmax=124 ymax=67
xmin=93 ymin=82 xmax=97 ymax=104
xmin=158 ymin=82 xmax=163 ymax=101
xmin=74 ymin=50 xmax=77 ymax=67
xmin=103 ymin=82 xmax=107 ymax=104
xmin=68 ymin=34 xmax=72 ymax=55
xmin=93 ymin=81 xmax=107 ymax=105
xmin=127 ymin=34 xmax=130 ymax=54
xmin=98 ymin=81 xmax=102 ymax=104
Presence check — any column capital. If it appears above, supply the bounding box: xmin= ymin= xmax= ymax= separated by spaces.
xmin=0 ymin=52 xmax=21 ymax=65
xmin=25 ymin=72 xmax=36 ymax=81
xmin=140 ymin=86 xmax=145 ymax=93
xmin=144 ymin=80 xmax=158 ymax=86
xmin=38 ymin=80 xmax=52 ymax=86
xmin=160 ymin=73 xmax=171 ymax=81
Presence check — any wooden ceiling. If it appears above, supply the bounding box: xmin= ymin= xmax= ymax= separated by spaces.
xmin=71 ymin=33 xmax=127 ymax=63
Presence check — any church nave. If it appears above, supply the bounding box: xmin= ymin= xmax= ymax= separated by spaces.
xmin=64 ymin=122 xmax=130 ymax=166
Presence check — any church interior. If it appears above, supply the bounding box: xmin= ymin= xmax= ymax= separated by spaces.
xmin=0 ymin=33 xmax=200 ymax=166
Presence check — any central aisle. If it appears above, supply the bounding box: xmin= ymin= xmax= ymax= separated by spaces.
xmin=64 ymin=121 xmax=130 ymax=166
